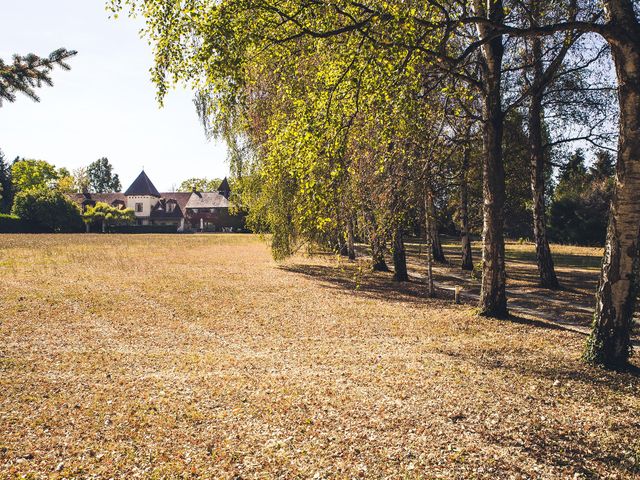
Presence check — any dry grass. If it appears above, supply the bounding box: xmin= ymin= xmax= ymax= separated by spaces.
xmin=1 ymin=234 xmax=639 ymax=479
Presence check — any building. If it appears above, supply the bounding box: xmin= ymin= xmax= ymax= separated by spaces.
xmin=69 ymin=171 xmax=244 ymax=232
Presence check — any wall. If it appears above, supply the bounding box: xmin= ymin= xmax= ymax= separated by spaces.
xmin=125 ymin=195 xmax=158 ymax=218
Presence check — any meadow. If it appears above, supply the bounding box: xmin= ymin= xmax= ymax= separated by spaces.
xmin=0 ymin=234 xmax=638 ymax=479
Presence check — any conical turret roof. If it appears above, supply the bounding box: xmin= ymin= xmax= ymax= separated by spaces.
xmin=124 ymin=170 xmax=161 ymax=197
xmin=218 ymin=177 xmax=231 ymax=198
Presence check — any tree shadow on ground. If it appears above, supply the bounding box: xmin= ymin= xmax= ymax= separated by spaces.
xmin=279 ymin=263 xmax=439 ymax=306
xmin=282 ymin=261 xmax=640 ymax=380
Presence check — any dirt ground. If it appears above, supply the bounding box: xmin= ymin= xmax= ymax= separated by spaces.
xmin=1 ymin=234 xmax=638 ymax=479
xmin=402 ymin=238 xmax=607 ymax=333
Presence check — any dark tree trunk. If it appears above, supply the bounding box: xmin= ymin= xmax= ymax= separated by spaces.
xmin=529 ymin=95 xmax=559 ymax=289
xmin=347 ymin=216 xmax=356 ymax=260
xmin=424 ymin=191 xmax=435 ymax=296
xmin=371 ymin=238 xmax=389 ymax=272
xmin=427 ymin=186 xmax=446 ymax=263
xmin=392 ymin=226 xmax=409 ymax=282
xmin=586 ymin=0 xmax=640 ymax=367
xmin=460 ymin=145 xmax=474 ymax=271
xmin=339 ymin=238 xmax=349 ymax=257
xmin=528 ymin=36 xmax=560 ymax=290
xmin=473 ymin=0 xmax=508 ymax=317
xmin=366 ymin=212 xmax=389 ymax=272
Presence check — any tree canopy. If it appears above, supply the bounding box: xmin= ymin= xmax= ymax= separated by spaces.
xmin=87 ymin=157 xmax=122 ymax=193
xmin=177 ymin=177 xmax=222 ymax=192
xmin=11 ymin=186 xmax=83 ymax=233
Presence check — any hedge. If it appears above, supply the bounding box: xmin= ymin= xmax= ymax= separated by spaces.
xmin=0 ymin=214 xmax=27 ymax=233
xmin=107 ymin=225 xmax=178 ymax=234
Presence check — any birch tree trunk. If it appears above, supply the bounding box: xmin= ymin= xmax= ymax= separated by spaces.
xmin=529 ymin=86 xmax=559 ymax=289
xmin=586 ymin=0 xmax=640 ymax=367
xmin=473 ymin=0 xmax=508 ymax=317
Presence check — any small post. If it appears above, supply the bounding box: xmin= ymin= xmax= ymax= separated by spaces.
xmin=454 ymin=285 xmax=461 ymax=304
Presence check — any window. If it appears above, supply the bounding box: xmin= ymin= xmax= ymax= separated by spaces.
xmin=135 ymin=203 xmax=143 ymax=213
xmin=167 ymin=202 xmax=175 ymax=213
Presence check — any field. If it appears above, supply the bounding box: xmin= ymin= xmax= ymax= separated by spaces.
xmin=1 ymin=234 xmax=639 ymax=479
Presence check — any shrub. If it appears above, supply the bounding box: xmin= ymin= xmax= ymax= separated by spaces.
xmin=11 ymin=187 xmax=83 ymax=233
xmin=0 ymin=213 xmax=26 ymax=233
xmin=83 ymin=202 xmax=135 ymax=232
xmin=108 ymin=225 xmax=178 ymax=234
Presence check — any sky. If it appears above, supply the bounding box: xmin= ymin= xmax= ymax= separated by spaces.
xmin=0 ymin=0 xmax=229 ymax=192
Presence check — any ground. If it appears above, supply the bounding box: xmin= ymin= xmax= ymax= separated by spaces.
xmin=0 ymin=234 xmax=639 ymax=479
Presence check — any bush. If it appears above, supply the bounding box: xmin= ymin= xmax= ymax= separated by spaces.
xmin=548 ymin=189 xmax=610 ymax=246
xmin=11 ymin=187 xmax=84 ymax=233
xmin=108 ymin=225 xmax=178 ymax=234
xmin=0 ymin=213 xmax=26 ymax=233
xmin=83 ymin=202 xmax=135 ymax=232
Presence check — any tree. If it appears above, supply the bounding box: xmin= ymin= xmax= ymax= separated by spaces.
xmin=177 ymin=177 xmax=222 ymax=192
xmin=590 ymin=150 xmax=615 ymax=180
xmin=508 ymin=0 xmax=640 ymax=367
xmin=0 ymin=149 xmax=13 ymax=213
xmin=11 ymin=186 xmax=83 ymax=233
xmin=0 ymin=49 xmax=76 ymax=106
xmin=55 ymin=167 xmax=75 ymax=193
xmin=72 ymin=167 xmax=90 ymax=193
xmin=87 ymin=158 xmax=121 ymax=193
xmin=11 ymin=159 xmax=59 ymax=192
xmin=549 ymin=149 xmax=613 ymax=246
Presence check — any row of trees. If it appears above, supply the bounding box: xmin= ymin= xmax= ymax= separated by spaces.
xmin=176 ymin=177 xmax=223 ymax=192
xmin=0 ymin=154 xmax=123 ymax=214
xmin=0 ymin=152 xmax=134 ymax=232
xmin=114 ymin=0 xmax=640 ymax=369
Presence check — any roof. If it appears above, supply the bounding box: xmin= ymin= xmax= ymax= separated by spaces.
xmin=218 ymin=177 xmax=230 ymax=193
xmin=185 ymin=191 xmax=229 ymax=209
xmin=124 ymin=170 xmax=161 ymax=197
xmin=68 ymin=192 xmax=126 ymax=205
xmin=150 ymin=193 xmax=192 ymax=219
xmin=160 ymin=192 xmax=191 ymax=214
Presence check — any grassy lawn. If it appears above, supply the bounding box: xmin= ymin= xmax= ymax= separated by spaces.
xmin=0 ymin=234 xmax=639 ymax=479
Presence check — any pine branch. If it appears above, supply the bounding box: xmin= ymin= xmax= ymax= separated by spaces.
xmin=0 ymin=48 xmax=77 ymax=106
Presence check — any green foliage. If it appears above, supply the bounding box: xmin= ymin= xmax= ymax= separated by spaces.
xmin=0 ymin=213 xmax=26 ymax=233
xmin=108 ymin=0 xmax=460 ymax=258
xmin=549 ymin=149 xmax=614 ymax=246
xmin=11 ymin=186 xmax=83 ymax=232
xmin=108 ymin=224 xmax=178 ymax=234
xmin=87 ymin=158 xmax=122 ymax=193
xmin=0 ymin=48 xmax=77 ymax=106
xmin=503 ymin=111 xmax=536 ymax=239
xmin=11 ymin=159 xmax=60 ymax=192
xmin=177 ymin=177 xmax=222 ymax=192
xmin=0 ymin=149 xmax=13 ymax=213
xmin=83 ymin=202 xmax=135 ymax=228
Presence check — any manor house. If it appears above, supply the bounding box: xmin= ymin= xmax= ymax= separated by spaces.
xmin=69 ymin=170 xmax=244 ymax=232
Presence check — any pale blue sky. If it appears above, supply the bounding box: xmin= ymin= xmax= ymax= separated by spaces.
xmin=0 ymin=0 xmax=229 ymax=192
